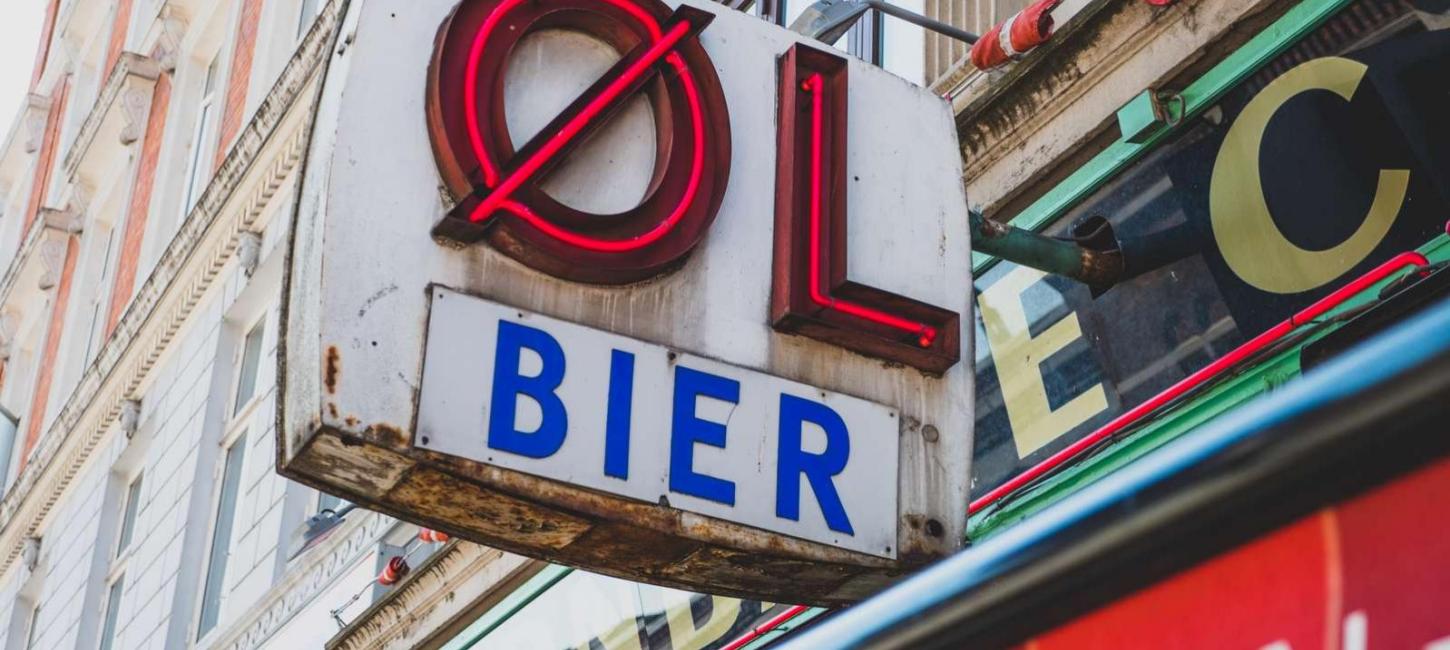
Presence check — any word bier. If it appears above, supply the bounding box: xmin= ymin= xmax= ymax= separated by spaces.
xmin=417 ymin=288 xmax=900 ymax=557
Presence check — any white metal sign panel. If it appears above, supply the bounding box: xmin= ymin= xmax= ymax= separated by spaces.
xmin=417 ymin=287 xmax=900 ymax=557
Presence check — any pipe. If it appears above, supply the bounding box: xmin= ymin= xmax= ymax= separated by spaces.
xmin=865 ymin=0 xmax=979 ymax=43
xmin=968 ymin=251 xmax=1430 ymax=515
xmin=970 ymin=211 xmax=1124 ymax=288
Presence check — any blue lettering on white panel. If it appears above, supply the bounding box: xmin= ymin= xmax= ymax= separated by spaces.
xmin=776 ymin=394 xmax=855 ymax=535
xmin=488 ymin=320 xmax=568 ymax=458
xmin=603 ymin=349 xmax=635 ymax=480
xmin=669 ymin=367 xmax=739 ymax=505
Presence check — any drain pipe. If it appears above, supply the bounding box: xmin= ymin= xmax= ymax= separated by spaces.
xmin=970 ymin=211 xmax=1125 ymax=289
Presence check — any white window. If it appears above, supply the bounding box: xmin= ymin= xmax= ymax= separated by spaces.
xmin=97 ymin=576 xmax=124 ymax=650
xmin=23 ymin=604 xmax=41 ymax=649
xmin=116 ymin=474 xmax=143 ymax=557
xmin=232 ymin=318 xmax=265 ymax=415
xmin=82 ymin=223 xmax=122 ymax=368
xmin=196 ymin=313 xmax=266 ymax=640
xmin=98 ymin=470 xmax=141 ymax=650
xmin=296 ymin=0 xmax=321 ymax=40
xmin=0 ymin=407 xmax=18 ymax=500
xmin=181 ymin=54 xmax=223 ymax=219
xmin=196 ymin=433 xmax=245 ymax=639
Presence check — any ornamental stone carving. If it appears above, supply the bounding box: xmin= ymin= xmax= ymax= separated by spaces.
xmin=238 ymin=232 xmax=263 ymax=277
xmin=37 ymin=234 xmax=70 ymax=291
xmin=119 ymin=400 xmax=142 ymax=439
xmin=154 ymin=6 xmax=189 ymax=73
xmin=21 ymin=95 xmax=50 ymax=154
xmin=119 ymin=83 xmax=153 ymax=146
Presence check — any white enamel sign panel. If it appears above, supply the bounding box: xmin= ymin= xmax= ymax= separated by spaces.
xmin=417 ymin=287 xmax=901 ymax=557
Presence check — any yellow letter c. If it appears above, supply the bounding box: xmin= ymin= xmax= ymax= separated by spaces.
xmin=1210 ymin=56 xmax=1410 ymax=295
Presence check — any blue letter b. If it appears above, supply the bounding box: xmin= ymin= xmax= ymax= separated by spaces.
xmin=488 ymin=320 xmax=568 ymax=459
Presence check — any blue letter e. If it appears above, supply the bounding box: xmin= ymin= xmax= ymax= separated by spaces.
xmin=669 ymin=367 xmax=738 ymax=505
xmin=488 ymin=320 xmax=567 ymax=459
xmin=777 ymin=395 xmax=854 ymax=535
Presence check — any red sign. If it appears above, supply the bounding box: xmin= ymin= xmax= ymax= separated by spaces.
xmin=426 ymin=0 xmax=731 ymax=283
xmin=771 ymin=46 xmax=960 ymax=372
xmin=1027 ymin=456 xmax=1450 ymax=649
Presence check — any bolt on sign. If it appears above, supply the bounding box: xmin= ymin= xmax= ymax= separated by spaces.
xmin=280 ymin=0 xmax=972 ymax=603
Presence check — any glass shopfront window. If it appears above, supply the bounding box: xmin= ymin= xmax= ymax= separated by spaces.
xmin=455 ymin=569 xmax=801 ymax=650
xmin=972 ymin=0 xmax=1450 ymax=497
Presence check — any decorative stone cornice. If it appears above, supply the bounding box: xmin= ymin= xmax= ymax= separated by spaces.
xmin=327 ymin=544 xmax=536 ymax=650
xmin=208 ymin=510 xmax=394 ymax=650
xmin=0 ymin=0 xmax=348 ymax=579
xmin=63 ymin=52 xmax=162 ymax=183
xmin=0 ymin=223 xmax=48 ymax=312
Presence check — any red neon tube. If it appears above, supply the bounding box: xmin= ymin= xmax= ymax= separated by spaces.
xmin=803 ymin=74 xmax=937 ymax=348
xmin=470 ymin=21 xmax=692 ymax=222
xmin=968 ymin=251 xmax=1430 ymax=515
xmin=719 ymin=605 xmax=811 ymax=650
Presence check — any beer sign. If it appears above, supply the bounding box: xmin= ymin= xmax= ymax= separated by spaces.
xmin=280 ymin=0 xmax=973 ymax=603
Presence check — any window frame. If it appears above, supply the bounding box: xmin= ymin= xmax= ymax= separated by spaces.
xmin=179 ymin=52 xmax=224 ymax=221
xmin=295 ymin=0 xmax=322 ymax=41
xmin=193 ymin=427 xmax=247 ymax=642
xmin=23 ymin=602 xmax=41 ymax=650
xmin=114 ymin=472 xmax=143 ymax=558
xmin=193 ymin=310 xmax=271 ymax=641
xmin=96 ymin=574 xmax=125 ymax=650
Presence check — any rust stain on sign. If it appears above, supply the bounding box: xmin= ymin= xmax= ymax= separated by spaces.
xmin=325 ymin=345 xmax=340 ymax=394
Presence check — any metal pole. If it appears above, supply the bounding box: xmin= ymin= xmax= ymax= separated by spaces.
xmin=969 ymin=211 xmax=1124 ymax=288
xmin=866 ymin=0 xmax=979 ymax=43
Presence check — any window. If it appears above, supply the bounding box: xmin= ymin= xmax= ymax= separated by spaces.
xmin=197 ymin=312 xmax=266 ymax=639
xmin=116 ymin=474 xmax=142 ymax=556
xmin=0 ymin=407 xmax=18 ymax=500
xmin=23 ymin=604 xmax=40 ymax=650
xmin=181 ymin=54 xmax=222 ymax=218
xmin=296 ymin=0 xmax=321 ymax=40
xmin=97 ymin=576 xmax=124 ymax=650
xmin=232 ymin=318 xmax=265 ymax=415
xmin=196 ymin=433 xmax=245 ymax=639
xmin=82 ymin=224 xmax=121 ymax=368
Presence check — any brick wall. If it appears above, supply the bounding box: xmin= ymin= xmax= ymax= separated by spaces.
xmin=19 ymin=237 xmax=80 ymax=473
xmin=107 ymin=73 xmax=173 ymax=338
xmin=215 ymin=0 xmax=266 ymax=171
xmin=21 ymin=78 xmax=70 ymax=239
xmin=29 ymin=0 xmax=60 ymax=90
xmin=104 ymin=0 xmax=137 ymax=79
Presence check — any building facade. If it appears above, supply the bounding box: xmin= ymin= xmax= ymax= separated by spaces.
xmin=0 ymin=0 xmax=1444 ymax=647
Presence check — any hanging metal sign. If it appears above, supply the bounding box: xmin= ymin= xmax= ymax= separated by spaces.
xmin=280 ymin=0 xmax=973 ymax=604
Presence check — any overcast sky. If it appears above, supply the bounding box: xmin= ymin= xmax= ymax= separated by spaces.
xmin=0 ymin=0 xmax=49 ymax=135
